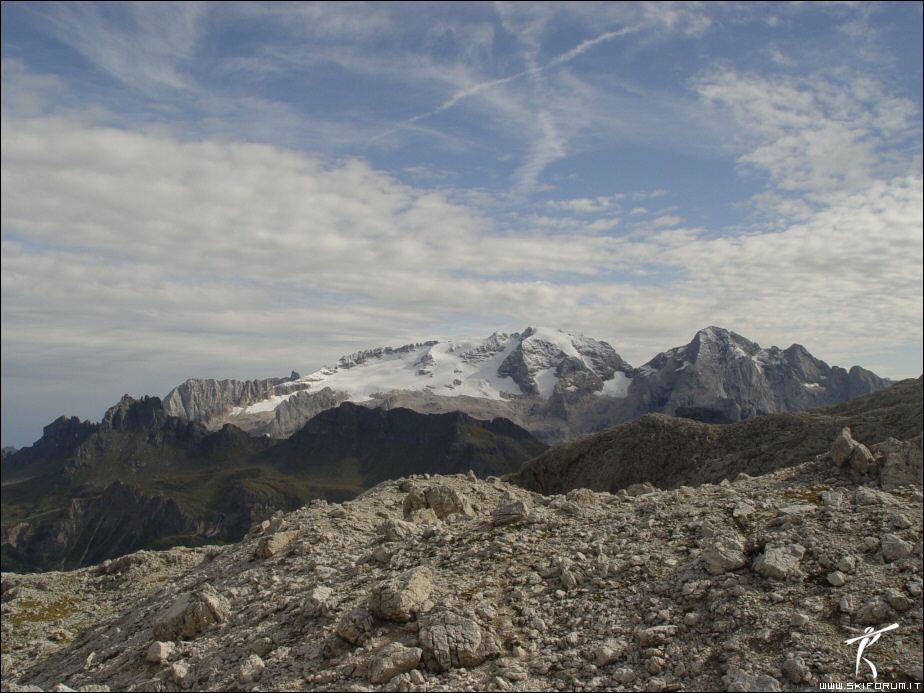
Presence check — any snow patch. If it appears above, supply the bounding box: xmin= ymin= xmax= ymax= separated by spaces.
xmin=598 ymin=372 xmax=632 ymax=398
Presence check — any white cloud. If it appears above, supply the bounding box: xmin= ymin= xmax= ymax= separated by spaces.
xmin=695 ymin=70 xmax=921 ymax=205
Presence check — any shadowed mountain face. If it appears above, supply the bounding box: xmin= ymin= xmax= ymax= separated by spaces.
xmin=512 ymin=377 xmax=922 ymax=496
xmin=1 ymin=398 xmax=546 ymax=572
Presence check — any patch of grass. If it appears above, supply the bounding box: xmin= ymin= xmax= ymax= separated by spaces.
xmin=782 ymin=486 xmax=825 ymax=506
xmin=11 ymin=597 xmax=82 ymax=628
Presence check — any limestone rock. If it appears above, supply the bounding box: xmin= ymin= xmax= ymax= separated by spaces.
xmin=491 ymin=499 xmax=530 ymax=526
xmin=370 ymin=567 xmax=433 ymax=622
xmin=3 ymin=424 xmax=922 ymax=693
xmin=701 ymin=536 xmax=748 ymax=575
xmin=724 ymin=666 xmax=782 ymax=692
xmin=875 ymin=436 xmax=924 ymax=489
xmin=304 ymin=585 xmax=333 ymax=618
xmin=335 ymin=607 xmax=374 ymax=646
xmin=170 ymin=661 xmax=192 ymax=687
xmin=378 ymin=518 xmax=422 ymax=542
xmin=368 ymin=642 xmax=422 ymax=684
xmin=403 ymin=485 xmax=474 ymax=522
xmin=850 ymin=443 xmax=874 ymax=474
xmin=856 ymin=599 xmax=894 ymax=626
xmin=237 ymin=654 xmax=264 ymax=684
xmin=881 ymin=534 xmax=913 ymax=562
xmin=256 ymin=531 xmax=298 ymax=559
xmin=152 ymin=583 xmax=230 ymax=641
xmin=753 ymin=544 xmax=805 ymax=580
xmin=830 ymin=428 xmax=858 ymax=467
xmin=419 ymin=610 xmax=497 ymax=672
xmin=593 ymin=638 xmax=626 ymax=667
xmin=637 ymin=625 xmax=677 ymax=647
xmin=145 ymin=641 xmax=175 ymax=664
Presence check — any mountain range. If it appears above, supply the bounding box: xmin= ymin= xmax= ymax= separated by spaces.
xmin=163 ymin=325 xmax=890 ymax=442
xmin=0 ymin=326 xmax=897 ymax=572
xmin=2 ymin=380 xmax=921 ymax=692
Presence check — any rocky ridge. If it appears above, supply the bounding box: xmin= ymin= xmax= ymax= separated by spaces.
xmin=2 ymin=428 xmax=921 ymax=692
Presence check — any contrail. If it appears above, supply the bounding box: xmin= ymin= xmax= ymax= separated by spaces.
xmin=406 ymin=25 xmax=638 ymax=124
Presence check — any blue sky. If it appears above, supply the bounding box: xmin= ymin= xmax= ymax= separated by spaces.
xmin=2 ymin=2 xmax=922 ymax=448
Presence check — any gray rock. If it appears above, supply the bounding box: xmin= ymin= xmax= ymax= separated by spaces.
xmin=145 ymin=641 xmax=175 ymax=664
xmin=170 ymin=661 xmax=192 ymax=687
xmin=856 ymin=599 xmax=894 ymax=626
xmin=626 ymin=482 xmax=658 ymax=497
xmin=255 ymin=530 xmax=299 ymax=559
xmin=637 ymin=625 xmax=677 ymax=647
xmin=370 ymin=567 xmax=433 ymax=622
xmin=724 ymin=666 xmax=783 ymax=692
xmin=874 ymin=436 xmax=924 ymax=489
xmin=753 ymin=544 xmax=805 ymax=580
xmin=612 ymin=667 xmax=636 ymax=684
xmin=403 ymin=486 xmax=474 ymax=522
xmin=850 ymin=444 xmax=874 ymax=475
xmin=335 ymin=607 xmax=374 ymax=646
xmin=368 ymin=642 xmax=423 ymax=684
xmin=304 ymin=585 xmax=333 ymax=618
xmin=701 ymin=536 xmax=748 ymax=575
xmin=238 ymin=654 xmax=264 ymax=684
xmin=781 ymin=657 xmax=808 ymax=684
xmin=830 ymin=428 xmax=858 ymax=467
xmin=378 ymin=519 xmax=422 ymax=542
xmin=836 ymin=555 xmax=858 ymax=573
xmin=491 ymin=499 xmax=530 ymax=526
xmin=881 ymin=534 xmax=913 ymax=562
xmin=419 ymin=610 xmax=498 ymax=672
xmin=593 ymin=638 xmax=626 ymax=666
xmin=885 ymin=588 xmax=913 ymax=611
xmin=152 ymin=583 xmax=230 ymax=641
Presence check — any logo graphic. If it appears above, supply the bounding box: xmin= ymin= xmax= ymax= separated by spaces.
xmin=844 ymin=623 xmax=899 ymax=682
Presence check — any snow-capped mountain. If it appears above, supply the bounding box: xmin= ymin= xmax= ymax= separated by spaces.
xmin=163 ymin=326 xmax=890 ymax=442
xmin=286 ymin=326 xmax=631 ymax=403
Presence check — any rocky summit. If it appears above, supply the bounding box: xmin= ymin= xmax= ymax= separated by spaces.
xmin=2 ymin=420 xmax=921 ymax=692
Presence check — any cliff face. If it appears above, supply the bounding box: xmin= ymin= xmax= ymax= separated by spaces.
xmin=162 ymin=373 xmax=309 ymax=423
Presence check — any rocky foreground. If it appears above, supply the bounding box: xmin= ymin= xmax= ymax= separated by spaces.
xmin=2 ymin=431 xmax=922 ymax=692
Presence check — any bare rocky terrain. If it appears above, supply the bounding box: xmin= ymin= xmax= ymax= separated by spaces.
xmin=2 ymin=419 xmax=921 ymax=692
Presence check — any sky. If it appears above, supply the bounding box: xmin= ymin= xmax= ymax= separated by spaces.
xmin=2 ymin=1 xmax=922 ymax=449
